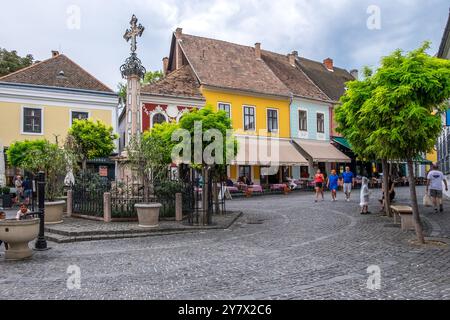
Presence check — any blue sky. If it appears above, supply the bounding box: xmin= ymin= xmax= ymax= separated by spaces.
xmin=0 ymin=0 xmax=448 ymax=90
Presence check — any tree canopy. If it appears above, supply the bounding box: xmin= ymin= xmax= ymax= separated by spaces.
xmin=335 ymin=42 xmax=450 ymax=244
xmin=336 ymin=42 xmax=450 ymax=161
xmin=66 ymin=119 xmax=118 ymax=168
xmin=0 ymin=48 xmax=34 ymax=77
xmin=7 ymin=139 xmax=68 ymax=200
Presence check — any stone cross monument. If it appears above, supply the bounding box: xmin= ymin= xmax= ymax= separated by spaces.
xmin=120 ymin=14 xmax=146 ymax=144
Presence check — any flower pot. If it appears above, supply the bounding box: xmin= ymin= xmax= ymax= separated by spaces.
xmin=0 ymin=218 xmax=40 ymax=260
xmin=44 ymin=200 xmax=66 ymax=225
xmin=135 ymin=203 xmax=161 ymax=228
xmin=2 ymin=193 xmax=12 ymax=208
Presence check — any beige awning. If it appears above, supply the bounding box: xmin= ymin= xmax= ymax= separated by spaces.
xmin=233 ymin=136 xmax=308 ymax=166
xmin=292 ymin=139 xmax=351 ymax=163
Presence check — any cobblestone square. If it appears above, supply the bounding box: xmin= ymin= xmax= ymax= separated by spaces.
xmin=0 ymin=186 xmax=449 ymax=300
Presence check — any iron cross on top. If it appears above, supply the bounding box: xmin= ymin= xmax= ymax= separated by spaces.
xmin=123 ymin=15 xmax=145 ymax=53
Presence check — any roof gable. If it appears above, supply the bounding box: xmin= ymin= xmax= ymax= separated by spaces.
xmin=298 ymin=57 xmax=354 ymax=102
xmin=0 ymin=54 xmax=113 ymax=93
xmin=261 ymin=50 xmax=331 ymax=102
xmin=141 ymin=64 xmax=204 ymax=100
xmin=438 ymin=9 xmax=450 ymax=59
xmin=177 ymin=34 xmax=291 ymax=97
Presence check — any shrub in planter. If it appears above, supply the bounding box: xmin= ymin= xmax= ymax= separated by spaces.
xmin=7 ymin=140 xmax=71 ymax=223
xmin=1 ymin=187 xmax=12 ymax=208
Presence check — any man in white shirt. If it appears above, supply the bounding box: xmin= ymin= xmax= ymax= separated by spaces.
xmin=427 ymin=164 xmax=448 ymax=213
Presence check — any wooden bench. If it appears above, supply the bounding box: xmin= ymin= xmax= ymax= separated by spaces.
xmin=390 ymin=205 xmax=415 ymax=231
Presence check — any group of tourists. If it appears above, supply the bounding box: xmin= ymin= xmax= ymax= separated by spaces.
xmin=313 ymin=166 xmax=355 ymax=203
xmin=12 ymin=175 xmax=33 ymax=205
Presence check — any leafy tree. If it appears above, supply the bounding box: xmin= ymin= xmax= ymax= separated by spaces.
xmin=142 ymin=70 xmax=164 ymax=84
xmin=7 ymin=140 xmax=68 ymax=201
xmin=6 ymin=140 xmax=48 ymax=167
xmin=66 ymin=119 xmax=118 ymax=170
xmin=0 ymin=48 xmax=34 ymax=77
xmin=336 ymin=42 xmax=450 ymax=244
xmin=178 ymin=106 xmax=236 ymax=168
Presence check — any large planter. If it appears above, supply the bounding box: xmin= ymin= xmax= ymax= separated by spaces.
xmin=0 ymin=218 xmax=40 ymax=260
xmin=44 ymin=200 xmax=66 ymax=225
xmin=2 ymin=194 xmax=12 ymax=208
xmin=135 ymin=203 xmax=161 ymax=228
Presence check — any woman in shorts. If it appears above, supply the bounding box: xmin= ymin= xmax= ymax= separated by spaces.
xmin=314 ymin=169 xmax=325 ymax=202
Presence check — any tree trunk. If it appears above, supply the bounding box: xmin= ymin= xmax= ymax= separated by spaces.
xmin=213 ymin=176 xmax=220 ymax=215
xmin=407 ymin=159 xmax=425 ymax=244
xmin=82 ymin=159 xmax=87 ymax=171
xmin=382 ymin=159 xmax=391 ymax=217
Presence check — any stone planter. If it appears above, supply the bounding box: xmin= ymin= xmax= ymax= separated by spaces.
xmin=44 ymin=200 xmax=66 ymax=225
xmin=0 ymin=218 xmax=39 ymax=260
xmin=135 ymin=203 xmax=161 ymax=228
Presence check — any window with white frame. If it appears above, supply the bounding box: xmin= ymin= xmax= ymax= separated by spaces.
xmin=298 ymin=110 xmax=307 ymax=131
xmin=71 ymin=111 xmax=89 ymax=124
xmin=243 ymin=106 xmax=255 ymax=131
xmin=23 ymin=107 xmax=42 ymax=134
xmin=267 ymin=109 xmax=278 ymax=133
xmin=317 ymin=113 xmax=325 ymax=133
xmin=218 ymin=103 xmax=231 ymax=118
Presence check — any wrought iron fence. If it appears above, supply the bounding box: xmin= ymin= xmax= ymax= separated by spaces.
xmin=72 ymin=172 xmax=110 ymax=217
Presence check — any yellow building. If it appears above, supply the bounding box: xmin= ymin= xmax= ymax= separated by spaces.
xmin=0 ymin=51 xmax=118 ymax=184
xmin=164 ymin=29 xmax=308 ymax=184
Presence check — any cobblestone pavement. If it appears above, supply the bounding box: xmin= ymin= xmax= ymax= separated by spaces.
xmin=0 ymin=186 xmax=449 ymax=300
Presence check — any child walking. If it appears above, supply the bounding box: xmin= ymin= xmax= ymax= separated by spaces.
xmin=360 ymin=177 xmax=371 ymax=215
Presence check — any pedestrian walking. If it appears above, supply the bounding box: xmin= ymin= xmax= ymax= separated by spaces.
xmin=14 ymin=175 xmax=23 ymax=204
xmin=327 ymin=170 xmax=339 ymax=201
xmin=341 ymin=167 xmax=355 ymax=202
xmin=314 ymin=169 xmax=325 ymax=202
xmin=426 ymin=164 xmax=448 ymax=213
xmin=360 ymin=177 xmax=371 ymax=215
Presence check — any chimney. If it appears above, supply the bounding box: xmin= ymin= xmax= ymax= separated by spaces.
xmin=255 ymin=43 xmax=261 ymax=60
xmin=175 ymin=27 xmax=183 ymax=38
xmin=162 ymin=57 xmax=169 ymax=76
xmin=323 ymin=58 xmax=334 ymax=71
xmin=288 ymin=50 xmax=298 ymax=66
xmin=350 ymin=69 xmax=359 ymax=80
xmin=51 ymin=50 xmax=60 ymax=57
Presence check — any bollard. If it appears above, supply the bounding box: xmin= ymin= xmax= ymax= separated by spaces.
xmin=66 ymin=189 xmax=73 ymax=217
xmin=175 ymin=193 xmax=182 ymax=222
xmin=103 ymin=192 xmax=111 ymax=223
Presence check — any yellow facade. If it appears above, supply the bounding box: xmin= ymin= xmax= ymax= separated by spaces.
xmin=0 ymin=101 xmax=113 ymax=146
xmin=201 ymin=88 xmax=291 ymax=138
xmin=201 ymin=87 xmax=291 ymax=182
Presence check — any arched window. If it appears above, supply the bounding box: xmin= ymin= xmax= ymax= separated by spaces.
xmin=152 ymin=113 xmax=166 ymax=126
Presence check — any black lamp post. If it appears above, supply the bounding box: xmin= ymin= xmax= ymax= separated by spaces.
xmin=34 ymin=171 xmax=48 ymax=250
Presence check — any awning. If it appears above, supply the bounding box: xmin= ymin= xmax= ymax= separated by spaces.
xmin=233 ymin=136 xmax=308 ymax=166
xmin=332 ymin=136 xmax=352 ymax=150
xmin=292 ymin=139 xmax=351 ymax=163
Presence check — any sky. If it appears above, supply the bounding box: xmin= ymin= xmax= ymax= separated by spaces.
xmin=0 ymin=0 xmax=449 ymax=91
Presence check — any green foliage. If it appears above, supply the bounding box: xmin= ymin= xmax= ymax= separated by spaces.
xmin=67 ymin=119 xmax=118 ymax=165
xmin=1 ymin=187 xmax=10 ymax=195
xmin=7 ymin=140 xmax=68 ymax=201
xmin=142 ymin=70 xmax=164 ymax=84
xmin=0 ymin=48 xmax=34 ymax=77
xmin=117 ymin=82 xmax=127 ymax=102
xmin=7 ymin=140 xmax=48 ymax=167
xmin=178 ymin=106 xmax=237 ymax=167
xmin=336 ymin=42 xmax=450 ymax=161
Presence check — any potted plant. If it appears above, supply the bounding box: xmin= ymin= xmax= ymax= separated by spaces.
xmin=7 ymin=140 xmax=70 ymax=224
xmin=1 ymin=186 xmax=12 ymax=208
xmin=126 ymin=125 xmax=176 ymax=228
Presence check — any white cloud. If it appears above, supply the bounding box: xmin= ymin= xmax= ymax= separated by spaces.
xmin=0 ymin=0 xmax=448 ymax=89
